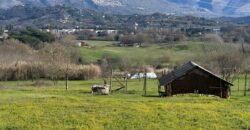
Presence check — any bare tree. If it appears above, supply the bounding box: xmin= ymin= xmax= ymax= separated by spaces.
xmin=134 ymin=33 xmax=147 ymax=46
xmin=41 ymin=43 xmax=70 ymax=85
xmin=206 ymin=51 xmax=243 ymax=83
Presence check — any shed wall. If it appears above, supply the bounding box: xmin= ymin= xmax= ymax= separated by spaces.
xmin=165 ymin=69 xmax=230 ymax=98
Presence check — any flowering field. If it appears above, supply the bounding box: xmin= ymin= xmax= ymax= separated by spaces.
xmin=0 ymin=79 xmax=249 ymax=130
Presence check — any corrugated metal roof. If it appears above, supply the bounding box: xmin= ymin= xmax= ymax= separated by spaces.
xmin=159 ymin=61 xmax=233 ymax=86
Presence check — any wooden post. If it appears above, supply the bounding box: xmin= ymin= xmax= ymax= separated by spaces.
xmin=248 ymin=77 xmax=250 ymax=91
xmin=244 ymin=73 xmax=247 ymax=96
xmin=109 ymin=69 xmax=113 ymax=94
xmin=220 ymin=80 xmax=222 ymax=98
xmin=65 ymin=72 xmax=68 ymax=90
xmin=166 ymin=84 xmax=172 ymax=96
xmin=143 ymin=71 xmax=147 ymax=96
xmin=138 ymin=72 xmax=141 ymax=82
xmin=238 ymin=77 xmax=240 ymax=92
xmin=158 ymin=83 xmax=161 ymax=94
xmin=125 ymin=74 xmax=128 ymax=92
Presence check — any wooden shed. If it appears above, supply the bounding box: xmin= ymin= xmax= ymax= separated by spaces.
xmin=158 ymin=61 xmax=233 ymax=98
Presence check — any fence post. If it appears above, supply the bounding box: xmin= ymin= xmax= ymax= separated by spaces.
xmin=139 ymin=72 xmax=141 ymax=82
xmin=125 ymin=74 xmax=128 ymax=92
xmin=65 ymin=72 xmax=69 ymax=90
xmin=220 ymin=80 xmax=222 ymax=98
xmin=109 ymin=69 xmax=113 ymax=94
xmin=244 ymin=73 xmax=247 ymax=96
xmin=143 ymin=71 xmax=147 ymax=96
xmin=238 ymin=77 xmax=240 ymax=91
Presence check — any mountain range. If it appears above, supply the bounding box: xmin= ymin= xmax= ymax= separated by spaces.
xmin=0 ymin=5 xmax=223 ymax=29
xmin=0 ymin=0 xmax=250 ymax=17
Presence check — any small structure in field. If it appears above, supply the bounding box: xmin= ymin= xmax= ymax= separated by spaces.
xmin=0 ymin=30 xmax=9 ymax=40
xmin=131 ymin=72 xmax=157 ymax=79
xmin=91 ymin=84 xmax=110 ymax=95
xmin=158 ymin=61 xmax=233 ymax=99
xmin=76 ymin=41 xmax=88 ymax=47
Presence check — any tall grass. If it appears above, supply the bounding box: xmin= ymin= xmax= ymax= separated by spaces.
xmin=0 ymin=62 xmax=101 ymax=81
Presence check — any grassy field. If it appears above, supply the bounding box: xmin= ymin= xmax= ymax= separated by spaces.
xmin=80 ymin=40 xmax=240 ymax=66
xmin=79 ymin=40 xmax=197 ymax=64
xmin=0 ymin=40 xmax=249 ymax=129
xmin=0 ymin=78 xmax=250 ymax=130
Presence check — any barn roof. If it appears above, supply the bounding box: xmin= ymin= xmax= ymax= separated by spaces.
xmin=159 ymin=61 xmax=233 ymax=86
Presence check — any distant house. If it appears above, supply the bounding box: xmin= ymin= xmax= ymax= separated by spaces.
xmin=48 ymin=29 xmax=79 ymax=36
xmin=96 ymin=29 xmax=118 ymax=35
xmin=0 ymin=30 xmax=9 ymax=40
xmin=212 ymin=28 xmax=221 ymax=34
xmin=158 ymin=61 xmax=233 ymax=98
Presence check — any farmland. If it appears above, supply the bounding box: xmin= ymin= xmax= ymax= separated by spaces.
xmin=80 ymin=40 xmax=241 ymax=66
xmin=79 ymin=40 xmax=203 ymax=63
xmin=0 ymin=78 xmax=250 ymax=130
xmin=0 ymin=40 xmax=250 ymax=130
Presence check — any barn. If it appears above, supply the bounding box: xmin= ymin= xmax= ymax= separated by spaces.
xmin=158 ymin=61 xmax=233 ymax=98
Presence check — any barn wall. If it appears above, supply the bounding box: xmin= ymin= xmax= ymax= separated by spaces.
xmin=166 ymin=69 xmax=230 ymax=98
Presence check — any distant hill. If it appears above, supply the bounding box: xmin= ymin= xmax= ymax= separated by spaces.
xmin=215 ymin=16 xmax=250 ymax=25
xmin=0 ymin=0 xmax=250 ymax=17
xmin=0 ymin=6 xmax=223 ymax=29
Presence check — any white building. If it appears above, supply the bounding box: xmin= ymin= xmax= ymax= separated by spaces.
xmin=0 ymin=30 xmax=9 ymax=40
xmin=95 ymin=29 xmax=119 ymax=35
xmin=130 ymin=72 xmax=157 ymax=79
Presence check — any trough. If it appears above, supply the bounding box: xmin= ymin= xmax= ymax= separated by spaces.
xmin=91 ymin=85 xmax=110 ymax=95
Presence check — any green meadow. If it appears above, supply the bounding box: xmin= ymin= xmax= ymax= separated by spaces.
xmin=0 ymin=40 xmax=249 ymax=130
xmin=0 ymin=78 xmax=250 ymax=130
xmin=80 ymin=40 xmax=240 ymax=66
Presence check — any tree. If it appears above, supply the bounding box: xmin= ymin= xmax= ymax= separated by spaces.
xmin=134 ymin=33 xmax=147 ymax=46
xmin=120 ymin=35 xmax=136 ymax=46
xmin=59 ymin=35 xmax=83 ymax=64
xmin=10 ymin=27 xmax=55 ymax=47
xmin=41 ymin=43 xmax=70 ymax=85
xmin=207 ymin=52 xmax=243 ymax=83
